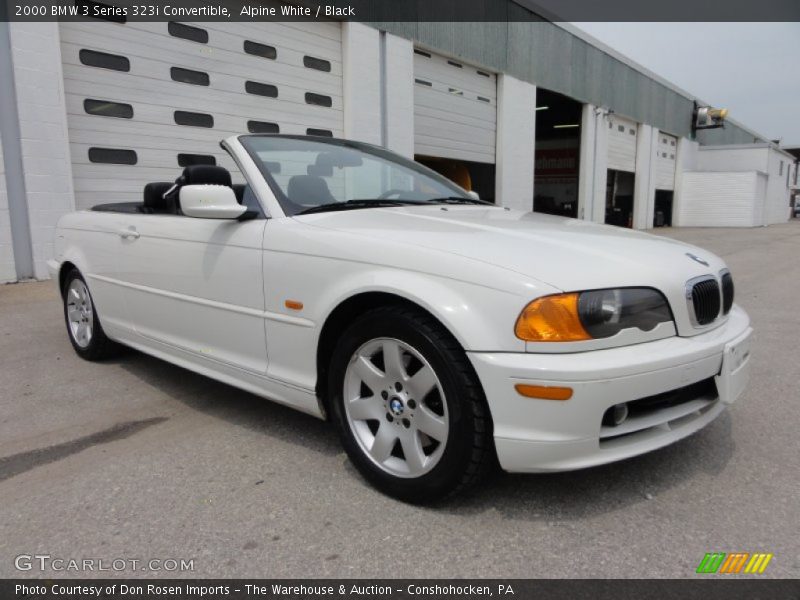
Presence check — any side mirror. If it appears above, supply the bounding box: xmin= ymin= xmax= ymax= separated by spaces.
xmin=179 ymin=185 xmax=246 ymax=219
xmin=466 ymin=190 xmax=481 ymax=200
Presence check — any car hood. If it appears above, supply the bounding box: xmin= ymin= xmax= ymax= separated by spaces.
xmin=297 ymin=205 xmax=727 ymax=293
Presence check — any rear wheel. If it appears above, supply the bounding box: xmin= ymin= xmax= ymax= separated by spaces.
xmin=329 ymin=305 xmax=494 ymax=503
xmin=62 ymin=268 xmax=120 ymax=360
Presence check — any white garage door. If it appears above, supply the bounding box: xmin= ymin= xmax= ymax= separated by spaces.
xmin=413 ymin=49 xmax=497 ymax=164
xmin=607 ymin=115 xmax=638 ymax=173
xmin=655 ymin=132 xmax=678 ymax=191
xmin=60 ymin=15 xmax=343 ymax=209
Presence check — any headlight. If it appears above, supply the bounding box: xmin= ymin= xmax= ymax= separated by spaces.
xmin=515 ymin=288 xmax=673 ymax=342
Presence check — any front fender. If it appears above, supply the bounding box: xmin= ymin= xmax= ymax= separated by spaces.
xmin=260 ymin=248 xmax=556 ymax=391
xmin=315 ymin=268 xmax=530 ymax=353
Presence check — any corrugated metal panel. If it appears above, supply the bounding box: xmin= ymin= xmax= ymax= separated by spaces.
xmin=679 ymin=171 xmax=761 ymax=227
xmin=607 ymin=115 xmax=637 ymax=172
xmin=413 ymin=49 xmax=497 ymax=163
xmin=655 ymin=132 xmax=678 ymax=190
xmin=696 ymin=123 xmax=763 ymax=146
xmin=60 ymin=16 xmax=344 ymax=209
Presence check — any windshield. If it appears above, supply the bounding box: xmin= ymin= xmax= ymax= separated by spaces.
xmin=239 ymin=135 xmax=472 ymax=216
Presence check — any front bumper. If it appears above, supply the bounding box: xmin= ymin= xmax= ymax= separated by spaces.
xmin=468 ymin=305 xmax=752 ymax=473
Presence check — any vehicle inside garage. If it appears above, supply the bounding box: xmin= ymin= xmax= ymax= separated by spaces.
xmin=533 ymin=88 xmax=582 ymax=217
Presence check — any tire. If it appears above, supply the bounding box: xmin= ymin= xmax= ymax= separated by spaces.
xmin=62 ymin=268 xmax=121 ymax=361
xmin=329 ymin=305 xmax=494 ymax=503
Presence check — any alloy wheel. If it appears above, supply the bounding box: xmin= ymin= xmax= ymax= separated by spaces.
xmin=343 ymin=337 xmax=449 ymax=478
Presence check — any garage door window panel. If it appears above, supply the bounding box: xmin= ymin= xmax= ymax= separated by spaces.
xmin=245 ymin=81 xmax=279 ymax=98
xmin=88 ymin=147 xmax=137 ymax=165
xmin=83 ymin=99 xmax=134 ymax=119
xmin=79 ymin=49 xmax=130 ymax=72
xmin=174 ymin=111 xmax=214 ymax=128
xmin=305 ymin=93 xmax=333 ymax=107
xmin=177 ymin=154 xmax=217 ymax=167
xmin=244 ymin=40 xmax=277 ymax=59
xmin=168 ymin=22 xmax=208 ymax=44
xmin=303 ymin=56 xmax=331 ymax=72
xmin=247 ymin=121 xmax=280 ymax=134
xmin=170 ymin=67 xmax=209 ymax=86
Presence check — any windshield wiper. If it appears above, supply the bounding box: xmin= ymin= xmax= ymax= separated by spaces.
xmin=426 ymin=196 xmax=493 ymax=205
xmin=296 ymin=199 xmax=428 ymax=215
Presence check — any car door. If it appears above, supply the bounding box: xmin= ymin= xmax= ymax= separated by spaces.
xmin=115 ymin=212 xmax=269 ymax=374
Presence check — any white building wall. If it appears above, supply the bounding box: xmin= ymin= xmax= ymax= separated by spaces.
xmin=590 ymin=112 xmax=610 ymax=224
xmin=576 ymin=103 xmax=595 ymax=220
xmin=343 ymin=26 xmax=414 ymax=158
xmin=495 ymin=74 xmax=535 ymax=211
xmin=8 ymin=22 xmax=75 ymax=280
xmin=631 ymin=123 xmax=655 ymax=229
xmin=384 ymin=34 xmax=414 ymax=159
xmin=764 ymin=148 xmax=792 ymax=224
xmin=695 ymin=145 xmax=768 ymax=172
xmin=672 ymin=137 xmax=699 ymax=227
xmin=0 ymin=127 xmax=15 ymax=283
xmin=342 ymin=23 xmax=381 ymax=146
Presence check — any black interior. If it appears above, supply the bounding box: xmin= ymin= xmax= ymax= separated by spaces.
xmin=143 ymin=182 xmax=176 ymax=213
xmin=287 ymin=175 xmax=335 ymax=206
xmin=92 ymin=165 xmax=253 ymax=215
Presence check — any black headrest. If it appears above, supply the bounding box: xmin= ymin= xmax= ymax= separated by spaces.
xmin=287 ymin=175 xmax=335 ymax=206
xmin=144 ymin=182 xmax=175 ymax=212
xmin=181 ymin=165 xmax=232 ymax=187
xmin=232 ymin=184 xmax=246 ymax=204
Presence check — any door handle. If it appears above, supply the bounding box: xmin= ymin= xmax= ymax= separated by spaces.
xmin=118 ymin=228 xmax=140 ymax=239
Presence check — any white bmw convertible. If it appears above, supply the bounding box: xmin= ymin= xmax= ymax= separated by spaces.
xmin=49 ymin=135 xmax=752 ymax=502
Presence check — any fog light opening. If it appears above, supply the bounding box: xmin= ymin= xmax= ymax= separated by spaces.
xmin=604 ymin=403 xmax=629 ymax=427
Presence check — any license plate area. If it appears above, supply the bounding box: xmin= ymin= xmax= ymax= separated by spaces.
xmin=715 ymin=328 xmax=753 ymax=405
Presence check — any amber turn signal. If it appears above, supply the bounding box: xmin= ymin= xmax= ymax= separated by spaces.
xmin=284 ymin=300 xmax=304 ymax=310
xmin=514 ymin=384 xmax=573 ymax=401
xmin=514 ymin=293 xmax=591 ymax=342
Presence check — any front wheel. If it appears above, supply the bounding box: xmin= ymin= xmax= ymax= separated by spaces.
xmin=329 ymin=305 xmax=494 ymax=503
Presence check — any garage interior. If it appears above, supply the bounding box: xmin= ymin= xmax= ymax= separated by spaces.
xmin=654 ymin=190 xmax=674 ymax=227
xmin=533 ymin=88 xmax=582 ymax=217
xmin=605 ymin=169 xmax=635 ymax=227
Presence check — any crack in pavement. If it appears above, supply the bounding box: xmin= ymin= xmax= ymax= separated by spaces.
xmin=0 ymin=417 xmax=168 ymax=483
